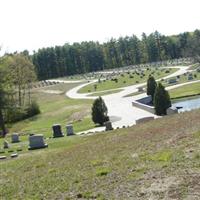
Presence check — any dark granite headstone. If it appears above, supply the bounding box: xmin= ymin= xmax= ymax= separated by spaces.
xmin=66 ymin=124 xmax=74 ymax=136
xmin=52 ymin=124 xmax=64 ymax=138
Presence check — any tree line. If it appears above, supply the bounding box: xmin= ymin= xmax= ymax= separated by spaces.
xmin=0 ymin=54 xmax=40 ymax=136
xmin=32 ymin=29 xmax=200 ymax=80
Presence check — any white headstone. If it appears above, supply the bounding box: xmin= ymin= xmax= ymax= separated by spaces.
xmin=66 ymin=124 xmax=74 ymax=136
xmin=28 ymin=134 xmax=48 ymax=150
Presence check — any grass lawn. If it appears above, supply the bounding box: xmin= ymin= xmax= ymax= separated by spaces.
xmin=169 ymin=81 xmax=200 ymax=99
xmin=78 ymin=68 xmax=178 ymax=93
xmin=1 ymin=109 xmax=200 ymax=199
xmin=5 ymin=83 xmax=95 ymax=140
xmin=164 ymin=70 xmax=200 ymax=87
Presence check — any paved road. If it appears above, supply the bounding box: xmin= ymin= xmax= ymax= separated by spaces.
xmin=64 ymin=66 xmax=195 ymax=134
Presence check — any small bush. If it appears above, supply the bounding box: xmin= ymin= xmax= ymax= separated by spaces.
xmin=26 ymin=101 xmax=41 ymax=118
xmin=91 ymin=97 xmax=109 ymax=125
xmin=5 ymin=101 xmax=40 ymax=123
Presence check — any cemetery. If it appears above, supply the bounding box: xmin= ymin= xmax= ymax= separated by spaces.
xmin=1 ymin=0 xmax=200 ymax=197
xmin=1 ymin=59 xmax=200 ymax=199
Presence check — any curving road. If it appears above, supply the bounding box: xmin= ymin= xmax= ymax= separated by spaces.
xmin=63 ymin=66 xmax=195 ymax=134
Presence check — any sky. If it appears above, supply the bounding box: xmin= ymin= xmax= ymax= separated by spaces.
xmin=0 ymin=0 xmax=200 ymax=54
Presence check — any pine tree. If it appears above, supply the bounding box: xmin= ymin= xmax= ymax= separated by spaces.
xmin=92 ymin=97 xmax=109 ymax=125
xmin=147 ymin=75 xmax=157 ymax=103
xmin=154 ymin=83 xmax=171 ymax=115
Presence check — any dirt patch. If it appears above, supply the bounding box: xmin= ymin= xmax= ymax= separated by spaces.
xmin=140 ymin=176 xmax=181 ymax=199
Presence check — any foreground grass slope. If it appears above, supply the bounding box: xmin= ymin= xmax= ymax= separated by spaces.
xmin=1 ymin=109 xmax=200 ymax=199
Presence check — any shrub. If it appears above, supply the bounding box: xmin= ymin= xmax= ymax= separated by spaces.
xmin=91 ymin=97 xmax=109 ymax=125
xmin=26 ymin=101 xmax=41 ymax=118
xmin=147 ymin=75 xmax=157 ymax=103
xmin=154 ymin=83 xmax=171 ymax=115
xmin=5 ymin=101 xmax=40 ymax=123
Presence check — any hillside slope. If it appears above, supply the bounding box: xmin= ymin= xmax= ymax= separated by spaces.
xmin=1 ymin=110 xmax=200 ymax=199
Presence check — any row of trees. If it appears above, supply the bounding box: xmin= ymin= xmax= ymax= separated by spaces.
xmin=0 ymin=54 xmax=40 ymax=136
xmin=31 ymin=29 xmax=200 ymax=80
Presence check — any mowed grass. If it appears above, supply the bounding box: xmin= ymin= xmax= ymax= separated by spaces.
xmin=1 ymin=109 xmax=200 ymax=199
xmin=6 ymin=83 xmax=95 ymax=139
xmin=78 ymin=68 xmax=178 ymax=93
xmin=169 ymin=81 xmax=200 ymax=99
xmin=164 ymin=71 xmax=200 ymax=87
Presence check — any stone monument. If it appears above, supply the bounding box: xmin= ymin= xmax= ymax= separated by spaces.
xmin=3 ymin=140 xmax=9 ymax=149
xmin=28 ymin=134 xmax=48 ymax=150
xmin=11 ymin=133 xmax=20 ymax=143
xmin=105 ymin=121 xmax=113 ymax=131
xmin=66 ymin=124 xmax=74 ymax=136
xmin=52 ymin=124 xmax=64 ymax=138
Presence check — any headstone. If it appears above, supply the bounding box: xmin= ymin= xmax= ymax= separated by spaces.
xmin=138 ymin=87 xmax=144 ymax=92
xmin=188 ymin=74 xmax=193 ymax=80
xmin=52 ymin=124 xmax=64 ymax=138
xmin=11 ymin=153 xmax=18 ymax=158
xmin=11 ymin=133 xmax=20 ymax=143
xmin=66 ymin=124 xmax=74 ymax=136
xmin=0 ymin=156 xmax=6 ymax=160
xmin=168 ymin=78 xmax=177 ymax=84
xmin=28 ymin=134 xmax=48 ymax=150
xmin=105 ymin=121 xmax=113 ymax=131
xmin=3 ymin=140 xmax=9 ymax=149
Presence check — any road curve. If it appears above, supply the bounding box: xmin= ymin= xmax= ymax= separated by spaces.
xmin=64 ymin=66 xmax=193 ymax=134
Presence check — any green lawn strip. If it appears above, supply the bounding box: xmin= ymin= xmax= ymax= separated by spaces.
xmin=169 ymin=82 xmax=200 ymax=99
xmin=78 ymin=68 xmax=178 ymax=93
xmin=163 ymin=71 xmax=200 ymax=88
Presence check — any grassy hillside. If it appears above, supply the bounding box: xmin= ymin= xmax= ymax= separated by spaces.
xmin=1 ymin=109 xmax=200 ymax=199
xmin=7 ymin=83 xmax=95 ymax=138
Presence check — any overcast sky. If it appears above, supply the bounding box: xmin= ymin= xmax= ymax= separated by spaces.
xmin=0 ymin=0 xmax=199 ymax=54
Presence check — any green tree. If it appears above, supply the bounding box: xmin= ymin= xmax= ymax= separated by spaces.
xmin=147 ymin=75 xmax=157 ymax=103
xmin=92 ymin=97 xmax=109 ymax=125
xmin=6 ymin=54 xmax=37 ymax=107
xmin=154 ymin=83 xmax=171 ymax=115
xmin=0 ymin=58 xmax=12 ymax=136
